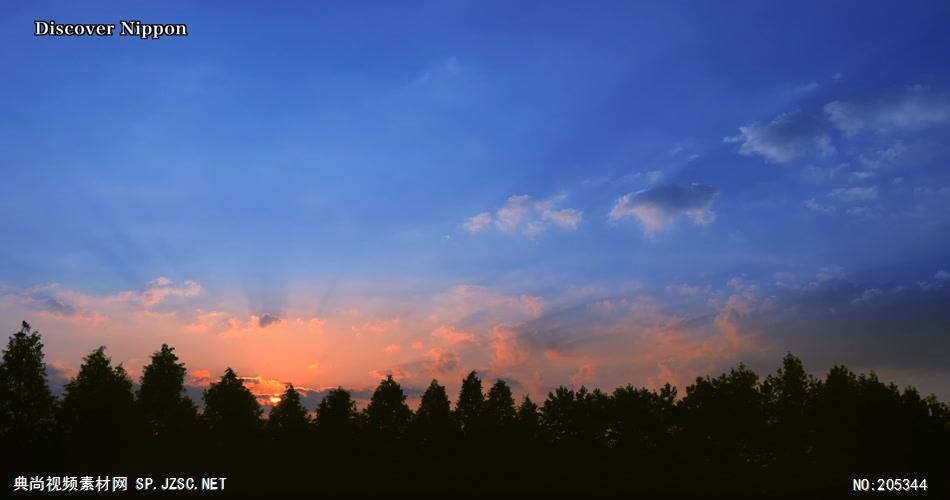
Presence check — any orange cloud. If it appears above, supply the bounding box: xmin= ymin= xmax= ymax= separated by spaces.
xmin=425 ymin=348 xmax=460 ymax=374
xmin=570 ymin=364 xmax=594 ymax=386
xmin=307 ymin=317 xmax=326 ymax=335
xmin=490 ymin=325 xmax=527 ymax=369
xmin=351 ymin=317 xmax=400 ymax=335
xmin=431 ymin=325 xmax=476 ymax=345
xmin=189 ymin=369 xmax=212 ymax=387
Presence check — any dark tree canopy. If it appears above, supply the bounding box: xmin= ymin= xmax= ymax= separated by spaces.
xmin=455 ymin=370 xmax=484 ymax=437
xmin=267 ymin=383 xmax=310 ymax=437
xmin=202 ymin=367 xmax=261 ymax=438
xmin=413 ymin=379 xmax=456 ymax=446
xmin=138 ymin=343 xmax=197 ymax=439
xmin=365 ymin=374 xmax=412 ymax=441
xmin=485 ymin=379 xmax=516 ymax=426
xmin=2 ymin=323 xmax=948 ymax=496
xmin=315 ymin=387 xmax=359 ymax=445
xmin=0 ymin=321 xmax=55 ymax=451
xmin=60 ymin=346 xmax=136 ymax=451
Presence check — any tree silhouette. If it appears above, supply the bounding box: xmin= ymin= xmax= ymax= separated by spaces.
xmin=515 ymin=395 xmax=540 ymax=444
xmin=456 ymin=370 xmax=485 ymax=440
xmin=609 ymin=383 xmax=675 ymax=454
xmin=365 ymin=374 xmax=412 ymax=444
xmin=202 ymin=368 xmax=261 ymax=441
xmin=315 ymin=387 xmax=359 ymax=448
xmin=484 ymin=379 xmax=517 ymax=448
xmin=137 ymin=343 xmax=198 ymax=441
xmin=0 ymin=321 xmax=56 ymax=460
xmin=3 ymin=321 xmax=949 ymax=495
xmin=59 ymin=346 xmax=137 ymax=460
xmin=413 ymin=379 xmax=456 ymax=448
xmin=485 ymin=379 xmax=516 ymax=426
xmin=267 ymin=383 xmax=311 ymax=438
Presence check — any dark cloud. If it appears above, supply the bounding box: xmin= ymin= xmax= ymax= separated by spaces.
xmin=258 ymin=313 xmax=282 ymax=328
xmin=738 ymin=281 xmax=950 ymax=375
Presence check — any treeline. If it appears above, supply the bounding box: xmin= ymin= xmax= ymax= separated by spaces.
xmin=1 ymin=321 xmax=948 ymax=496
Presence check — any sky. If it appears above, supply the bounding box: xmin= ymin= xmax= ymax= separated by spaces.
xmin=2 ymin=1 xmax=950 ymax=408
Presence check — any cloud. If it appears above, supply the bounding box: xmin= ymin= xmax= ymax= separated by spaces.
xmin=724 ymin=112 xmax=834 ymax=163
xmin=184 ymin=310 xmax=228 ymax=333
xmin=258 ymin=313 xmax=283 ymax=328
xmin=936 ymin=270 xmax=950 ymax=281
xmin=490 ymin=325 xmax=528 ymax=369
xmin=570 ymin=365 xmax=595 ymax=386
xmin=609 ymin=184 xmax=718 ymax=236
xmin=463 ymin=212 xmax=492 ymax=233
xmin=111 ymin=277 xmax=201 ymax=307
xmin=466 ymin=193 xmax=583 ymax=237
xmin=825 ymin=85 xmax=950 ymax=135
xmin=829 ymin=186 xmax=878 ymax=202
xmin=804 ymin=198 xmax=836 ymax=214
xmin=815 ymin=266 xmax=847 ymax=282
xmin=431 ymin=325 xmax=476 ymax=345
xmin=6 ymin=285 xmax=108 ymax=324
xmin=307 ymin=317 xmax=326 ymax=335
xmin=796 ymin=82 xmax=821 ymax=93
xmin=425 ymin=348 xmax=460 ymax=374
xmin=541 ymin=207 xmax=583 ymax=230
xmin=858 ymin=141 xmax=910 ymax=169
xmin=189 ymin=369 xmax=212 ymax=388
xmin=186 ymin=312 xmax=290 ymax=338
xmin=351 ymin=316 xmax=401 ymax=335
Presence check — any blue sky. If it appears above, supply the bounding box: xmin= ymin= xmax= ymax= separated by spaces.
xmin=2 ymin=1 xmax=950 ymax=404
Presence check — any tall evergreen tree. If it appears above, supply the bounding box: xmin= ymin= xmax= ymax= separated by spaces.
xmin=267 ymin=383 xmax=311 ymax=437
xmin=202 ymin=368 xmax=261 ymax=439
xmin=137 ymin=343 xmax=197 ymax=440
xmin=315 ymin=387 xmax=360 ymax=450
xmin=413 ymin=379 xmax=456 ymax=447
xmin=515 ymin=395 xmax=540 ymax=443
xmin=455 ymin=370 xmax=484 ymax=438
xmin=0 ymin=321 xmax=56 ymax=456
xmin=365 ymin=374 xmax=412 ymax=442
xmin=60 ymin=346 xmax=138 ymax=455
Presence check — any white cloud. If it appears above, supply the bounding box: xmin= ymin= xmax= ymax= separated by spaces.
xmin=936 ymin=270 xmax=950 ymax=281
xmin=463 ymin=212 xmax=492 ymax=233
xmin=857 ymin=141 xmax=910 ymax=170
xmin=724 ymin=112 xmax=834 ymax=163
xmin=829 ymin=186 xmax=878 ymax=202
xmin=825 ymin=85 xmax=950 ymax=135
xmin=804 ymin=198 xmax=836 ymax=214
xmin=541 ymin=208 xmax=582 ymax=229
xmin=466 ymin=193 xmax=583 ymax=237
xmin=609 ymin=184 xmax=718 ymax=236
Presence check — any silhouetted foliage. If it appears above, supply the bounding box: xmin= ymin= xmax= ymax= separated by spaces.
xmin=3 ymin=323 xmax=948 ymax=496
xmin=365 ymin=374 xmax=412 ymax=443
xmin=315 ymin=387 xmax=359 ymax=448
xmin=267 ymin=383 xmax=310 ymax=438
xmin=202 ymin=367 xmax=261 ymax=441
xmin=138 ymin=343 xmax=198 ymax=441
xmin=413 ymin=379 xmax=456 ymax=448
xmin=0 ymin=321 xmax=56 ymax=458
xmin=59 ymin=346 xmax=137 ymax=460
xmin=455 ymin=370 xmax=485 ymax=440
